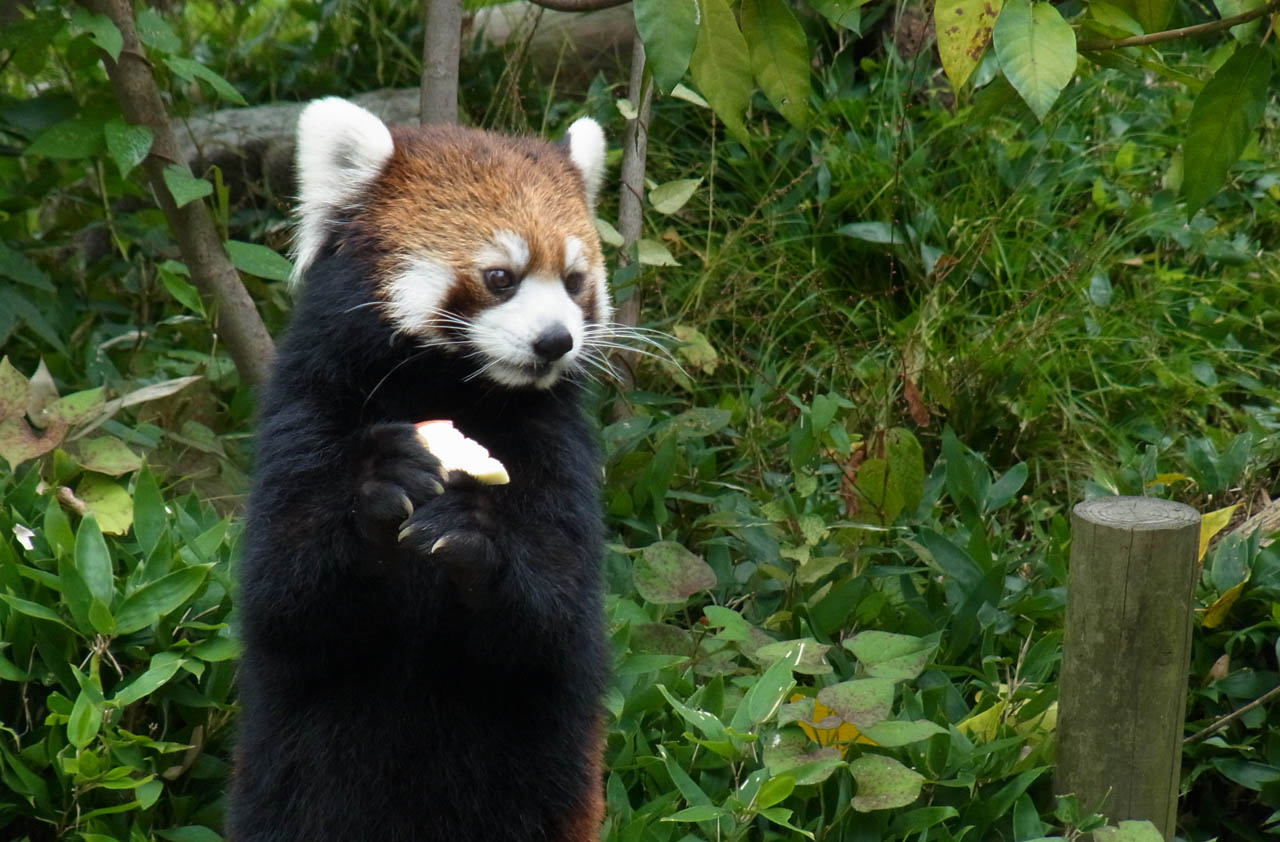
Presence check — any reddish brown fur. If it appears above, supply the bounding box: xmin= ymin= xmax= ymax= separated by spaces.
xmin=348 ymin=125 xmax=605 ymax=322
xmin=557 ymin=716 xmax=607 ymax=842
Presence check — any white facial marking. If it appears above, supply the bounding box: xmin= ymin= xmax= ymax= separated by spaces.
xmin=566 ymin=118 xmax=606 ymax=210
xmin=383 ymin=255 xmax=456 ymax=339
xmin=564 ymin=236 xmax=587 ymax=275
xmin=470 ymin=274 xmax=586 ymax=389
xmin=292 ymin=98 xmax=395 ymax=284
xmin=475 ymin=230 xmax=530 ymax=275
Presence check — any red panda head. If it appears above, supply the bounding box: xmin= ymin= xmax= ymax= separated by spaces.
xmin=291 ymin=98 xmax=610 ymax=390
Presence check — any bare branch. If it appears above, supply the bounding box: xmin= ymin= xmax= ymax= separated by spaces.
xmin=1185 ymin=683 xmax=1280 ymax=744
xmin=82 ymin=0 xmax=275 ymax=386
xmin=525 ymin=0 xmax=631 ymax=11
xmin=610 ymin=36 xmax=652 ymax=405
xmin=1077 ymin=0 xmax=1280 ymax=51
xmin=421 ymin=0 xmax=463 ymax=124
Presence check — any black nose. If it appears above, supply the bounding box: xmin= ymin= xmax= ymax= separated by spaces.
xmin=532 ymin=325 xmax=574 ymax=362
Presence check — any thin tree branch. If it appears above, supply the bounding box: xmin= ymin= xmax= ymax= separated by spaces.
xmin=1184 ymin=683 xmax=1280 ymax=744
xmin=421 ymin=0 xmax=463 ymax=124
xmin=609 ymin=36 xmax=652 ymax=410
xmin=524 ymin=0 xmax=631 ymax=11
xmin=82 ymin=0 xmax=275 ymax=386
xmin=1077 ymin=0 xmax=1280 ymax=51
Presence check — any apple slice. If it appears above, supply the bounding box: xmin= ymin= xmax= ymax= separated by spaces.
xmin=414 ymin=420 xmax=510 ymax=485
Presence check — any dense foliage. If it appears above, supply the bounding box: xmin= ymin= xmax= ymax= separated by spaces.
xmin=1 ymin=1 xmax=1278 ymax=841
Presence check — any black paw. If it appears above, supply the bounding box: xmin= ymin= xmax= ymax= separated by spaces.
xmin=395 ymin=474 xmax=501 ymax=597
xmin=353 ymin=423 xmax=446 ymax=546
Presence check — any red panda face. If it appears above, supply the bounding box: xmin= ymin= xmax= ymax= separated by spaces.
xmin=290 ymin=98 xmax=609 ymax=389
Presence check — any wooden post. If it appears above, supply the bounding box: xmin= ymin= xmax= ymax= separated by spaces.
xmin=1057 ymin=496 xmax=1200 ymax=838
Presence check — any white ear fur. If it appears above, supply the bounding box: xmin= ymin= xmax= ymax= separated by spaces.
xmin=565 ymin=118 xmax=606 ymax=211
xmin=291 ymin=97 xmax=395 ymax=283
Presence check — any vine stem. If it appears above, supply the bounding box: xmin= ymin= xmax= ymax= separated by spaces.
xmin=1184 ymin=683 xmax=1280 ymax=744
xmin=1077 ymin=0 xmax=1280 ymax=51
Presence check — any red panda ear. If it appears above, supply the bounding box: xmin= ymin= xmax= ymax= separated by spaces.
xmin=291 ymin=98 xmax=395 ymax=283
xmin=565 ymin=118 xmax=606 ymax=212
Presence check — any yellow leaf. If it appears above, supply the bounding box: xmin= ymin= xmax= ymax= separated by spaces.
xmin=1151 ymin=472 xmax=1191 ymax=486
xmin=956 ymin=701 xmax=1006 ymax=742
xmin=1199 ymin=505 xmax=1238 ymax=561
xmin=790 ymin=695 xmax=875 ymax=750
xmin=1202 ymin=579 xmax=1247 ymax=629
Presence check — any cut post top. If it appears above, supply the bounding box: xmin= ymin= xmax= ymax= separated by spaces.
xmin=1073 ymin=496 xmax=1200 ymax=531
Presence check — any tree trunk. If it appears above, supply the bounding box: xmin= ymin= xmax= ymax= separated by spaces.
xmin=421 ymin=0 xmax=463 ymax=124
xmin=83 ymin=0 xmax=275 ymax=387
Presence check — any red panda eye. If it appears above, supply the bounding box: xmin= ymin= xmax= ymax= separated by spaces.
xmin=483 ymin=268 xmax=517 ymax=292
xmin=564 ymin=272 xmax=585 ymax=294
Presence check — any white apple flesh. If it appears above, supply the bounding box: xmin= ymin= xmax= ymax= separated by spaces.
xmin=414 ymin=420 xmax=510 ymax=485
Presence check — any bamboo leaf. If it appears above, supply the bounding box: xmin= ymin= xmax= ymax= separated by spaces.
xmin=1183 ymin=44 xmax=1273 ymax=217
xmin=992 ymin=0 xmax=1077 ymax=121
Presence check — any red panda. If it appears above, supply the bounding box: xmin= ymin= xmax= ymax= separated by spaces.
xmin=229 ymin=98 xmax=609 ymax=842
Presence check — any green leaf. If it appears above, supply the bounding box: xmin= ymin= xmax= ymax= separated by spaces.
xmin=1093 ymin=821 xmax=1170 ymax=842
xmin=67 ymin=687 xmax=102 ymax=748
xmin=848 ymin=754 xmax=925 ymax=811
xmin=47 ymin=387 xmax=106 ymax=426
xmin=739 ymin=642 xmax=803 ymax=728
xmin=74 ymin=436 xmax=143 ymax=476
xmin=136 ymin=7 xmax=183 ymax=54
xmin=156 ymin=828 xmax=222 ymax=842
xmin=637 ymin=238 xmax=680 ymax=266
xmin=1214 ymin=0 xmax=1265 ymax=40
xmin=0 ymin=240 xmax=55 ymax=292
xmin=762 ymin=727 xmax=844 ymax=784
xmin=0 ymin=593 xmax=75 ymax=630
xmin=808 ymin=0 xmax=868 ymax=30
xmin=187 ymin=635 xmax=239 ymax=662
xmin=886 ymin=428 xmax=925 ymax=514
xmin=633 ymin=0 xmax=699 ymax=94
xmin=26 ymin=119 xmax=103 ymax=159
xmin=1183 ymin=44 xmax=1273 ymax=217
xmin=225 ymin=240 xmax=294 ymax=281
xmin=649 ymin=179 xmax=702 ymax=214
xmin=164 ymin=57 xmax=247 ymax=105
xmin=113 ymin=566 xmax=209 ymax=634
xmin=133 ymin=465 xmax=167 ymax=559
xmin=992 ymin=0 xmax=1077 ymax=121
xmin=74 ymin=513 xmax=115 ymax=609
xmin=162 ymin=165 xmax=213 ymax=209
xmin=111 ymin=652 xmax=185 ymax=706
xmin=70 ymin=8 xmax=123 ymax=61
xmin=634 ymin=541 xmax=716 ymax=604
xmin=755 ymin=775 xmax=796 ymax=809
xmin=0 ymin=357 xmax=27 ymax=421
xmin=816 ymin=677 xmax=895 ymax=729
xmin=845 ymin=631 xmax=938 ymax=680
xmin=78 ymin=474 xmax=135 ymax=537
xmin=689 ymin=0 xmax=754 ymax=144
xmin=104 ymin=119 xmax=153 ymax=177
xmin=593 ymin=217 xmax=624 ymax=247
xmin=936 ymin=0 xmax=1005 ymax=92
xmin=861 ymin=719 xmax=949 ymax=746
xmin=663 ymin=805 xmax=729 ymax=822
xmin=158 ymin=260 xmax=206 ymax=315
xmin=753 ymin=638 xmax=832 ymax=675
xmin=1114 ymin=0 xmax=1173 ymax=33
xmin=741 ymin=0 xmax=811 ymax=128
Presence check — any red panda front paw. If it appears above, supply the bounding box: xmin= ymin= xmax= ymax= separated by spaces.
xmin=395 ymin=474 xmax=501 ymax=597
xmin=353 ymin=423 xmax=446 ymax=546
